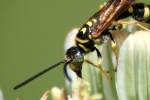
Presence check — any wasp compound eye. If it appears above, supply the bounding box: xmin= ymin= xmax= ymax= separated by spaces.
xmin=66 ymin=46 xmax=84 ymax=67
xmin=65 ymin=46 xmax=84 ymax=77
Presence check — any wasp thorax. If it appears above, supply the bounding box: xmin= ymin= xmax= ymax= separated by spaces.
xmin=65 ymin=46 xmax=84 ymax=77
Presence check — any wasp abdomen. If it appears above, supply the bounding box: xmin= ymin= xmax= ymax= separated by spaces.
xmin=129 ymin=3 xmax=150 ymax=22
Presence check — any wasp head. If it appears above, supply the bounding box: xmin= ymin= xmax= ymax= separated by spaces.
xmin=65 ymin=46 xmax=84 ymax=77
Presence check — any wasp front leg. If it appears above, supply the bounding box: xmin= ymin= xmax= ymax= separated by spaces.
xmin=99 ymin=29 xmax=119 ymax=72
xmin=109 ymin=33 xmax=119 ymax=72
xmin=84 ymin=47 xmax=112 ymax=80
xmin=94 ymin=47 xmax=110 ymax=74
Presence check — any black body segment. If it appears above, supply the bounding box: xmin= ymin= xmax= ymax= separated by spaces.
xmin=118 ymin=3 xmax=150 ymax=22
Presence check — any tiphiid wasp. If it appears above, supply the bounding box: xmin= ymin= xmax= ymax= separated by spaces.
xmin=14 ymin=0 xmax=150 ymax=90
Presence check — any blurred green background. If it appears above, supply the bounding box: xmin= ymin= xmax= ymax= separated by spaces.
xmin=0 ymin=0 xmax=149 ymax=100
xmin=0 ymin=0 xmax=101 ymax=100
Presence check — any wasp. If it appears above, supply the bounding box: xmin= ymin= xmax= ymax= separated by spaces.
xmin=66 ymin=1 xmax=150 ymax=78
xmin=14 ymin=0 xmax=150 ymax=90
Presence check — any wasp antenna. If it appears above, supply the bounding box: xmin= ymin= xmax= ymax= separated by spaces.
xmin=13 ymin=59 xmax=66 ymax=90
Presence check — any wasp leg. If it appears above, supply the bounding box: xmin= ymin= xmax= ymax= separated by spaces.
xmin=109 ymin=34 xmax=119 ymax=72
xmin=101 ymin=29 xmax=119 ymax=72
xmin=95 ymin=47 xmax=112 ymax=80
xmin=136 ymin=23 xmax=150 ymax=31
xmin=117 ymin=20 xmax=150 ymax=31
xmin=84 ymin=59 xmax=112 ymax=80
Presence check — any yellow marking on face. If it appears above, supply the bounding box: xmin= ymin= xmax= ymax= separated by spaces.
xmin=144 ymin=6 xmax=150 ymax=18
xmin=69 ymin=64 xmax=77 ymax=70
xmin=92 ymin=18 xmax=97 ymax=23
xmin=75 ymin=37 xmax=89 ymax=43
xmin=80 ymin=27 xmax=87 ymax=34
xmin=128 ymin=6 xmax=133 ymax=13
xmin=78 ymin=44 xmax=89 ymax=52
xmin=86 ymin=21 xmax=92 ymax=27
